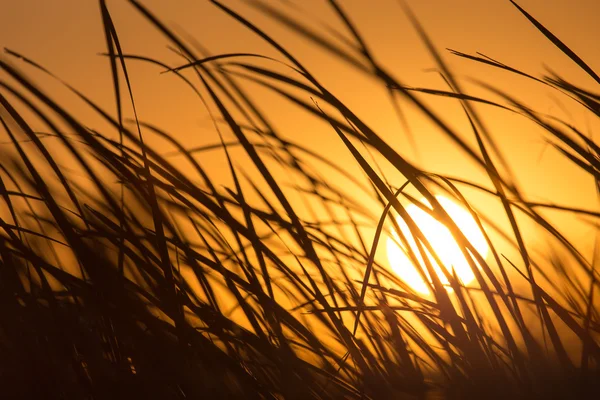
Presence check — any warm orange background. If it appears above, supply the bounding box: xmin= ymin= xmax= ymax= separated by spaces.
xmin=1 ymin=0 xmax=598 ymax=262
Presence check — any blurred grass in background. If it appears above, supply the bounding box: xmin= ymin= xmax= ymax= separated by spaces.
xmin=0 ymin=1 xmax=599 ymax=398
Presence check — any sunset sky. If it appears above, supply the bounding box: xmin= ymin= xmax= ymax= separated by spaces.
xmin=2 ymin=0 xmax=598 ymax=259
xmin=4 ymin=3 xmax=600 ymax=397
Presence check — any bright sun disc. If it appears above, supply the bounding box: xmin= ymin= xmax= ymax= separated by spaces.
xmin=386 ymin=195 xmax=489 ymax=295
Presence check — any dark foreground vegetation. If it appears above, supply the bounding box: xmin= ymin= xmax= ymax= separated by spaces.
xmin=1 ymin=1 xmax=599 ymax=398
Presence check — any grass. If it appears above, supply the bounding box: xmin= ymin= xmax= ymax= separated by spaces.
xmin=0 ymin=0 xmax=599 ymax=398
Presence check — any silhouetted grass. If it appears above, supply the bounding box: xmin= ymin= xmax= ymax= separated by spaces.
xmin=0 ymin=1 xmax=598 ymax=399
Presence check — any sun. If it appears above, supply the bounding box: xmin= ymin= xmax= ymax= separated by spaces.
xmin=386 ymin=195 xmax=489 ymax=295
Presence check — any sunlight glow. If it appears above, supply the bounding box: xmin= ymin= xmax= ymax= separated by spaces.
xmin=386 ymin=195 xmax=489 ymax=295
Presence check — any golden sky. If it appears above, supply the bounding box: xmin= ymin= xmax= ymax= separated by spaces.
xmin=2 ymin=0 xmax=599 ymax=259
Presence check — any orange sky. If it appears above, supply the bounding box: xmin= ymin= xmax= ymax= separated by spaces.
xmin=1 ymin=0 xmax=598 ymax=260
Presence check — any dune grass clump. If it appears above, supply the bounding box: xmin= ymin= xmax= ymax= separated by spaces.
xmin=0 ymin=1 xmax=599 ymax=398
